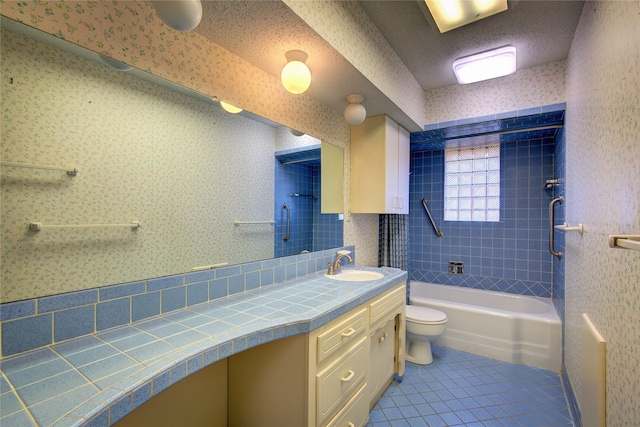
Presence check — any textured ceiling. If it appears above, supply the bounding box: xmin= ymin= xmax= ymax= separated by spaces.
xmin=193 ymin=1 xmax=586 ymax=129
xmin=361 ymin=0 xmax=585 ymax=90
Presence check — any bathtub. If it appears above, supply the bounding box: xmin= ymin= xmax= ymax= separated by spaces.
xmin=410 ymin=281 xmax=562 ymax=372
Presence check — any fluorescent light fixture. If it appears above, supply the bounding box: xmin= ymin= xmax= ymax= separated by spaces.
xmin=425 ymin=0 xmax=508 ymax=33
xmin=453 ymin=46 xmax=516 ymax=84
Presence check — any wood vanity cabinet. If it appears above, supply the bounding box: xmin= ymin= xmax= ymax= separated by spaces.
xmin=116 ymin=283 xmax=406 ymax=427
xmin=228 ymin=282 xmax=406 ymax=427
xmin=350 ymin=115 xmax=410 ymax=214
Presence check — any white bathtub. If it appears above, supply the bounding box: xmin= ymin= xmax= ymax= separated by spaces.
xmin=409 ymin=281 xmax=562 ymax=372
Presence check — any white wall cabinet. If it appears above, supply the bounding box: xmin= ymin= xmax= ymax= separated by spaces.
xmin=350 ymin=115 xmax=410 ymax=214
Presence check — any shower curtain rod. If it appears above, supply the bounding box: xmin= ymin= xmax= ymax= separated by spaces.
xmin=289 ymin=193 xmax=316 ymax=199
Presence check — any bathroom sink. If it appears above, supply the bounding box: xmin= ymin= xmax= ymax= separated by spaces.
xmin=324 ymin=270 xmax=384 ymax=282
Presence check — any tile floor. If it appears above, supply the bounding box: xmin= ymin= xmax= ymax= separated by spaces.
xmin=368 ymin=346 xmax=574 ymax=427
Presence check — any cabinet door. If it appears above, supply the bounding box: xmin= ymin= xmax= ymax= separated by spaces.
xmin=395 ymin=125 xmax=410 ymax=215
xmin=368 ymin=318 xmax=396 ymax=404
xmin=383 ymin=116 xmax=400 ymax=213
xmin=351 ymin=115 xmax=410 ymax=214
xmin=350 ymin=115 xmax=388 ymax=213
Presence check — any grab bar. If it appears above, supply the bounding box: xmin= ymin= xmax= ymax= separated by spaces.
xmin=421 ymin=198 xmax=443 ymax=237
xmin=549 ymin=196 xmax=563 ymax=260
xmin=283 ymin=203 xmax=290 ymax=242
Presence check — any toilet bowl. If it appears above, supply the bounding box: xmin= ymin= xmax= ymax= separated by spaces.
xmin=405 ymin=305 xmax=447 ymax=365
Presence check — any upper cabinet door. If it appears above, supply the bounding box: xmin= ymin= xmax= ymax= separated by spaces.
xmin=350 ymin=115 xmax=409 ymax=214
xmin=396 ymin=125 xmax=410 ymax=214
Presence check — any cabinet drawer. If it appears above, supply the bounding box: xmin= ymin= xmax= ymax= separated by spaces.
xmin=316 ymin=336 xmax=368 ymax=426
xmin=325 ymin=383 xmax=369 ymax=427
xmin=317 ymin=307 xmax=367 ymax=363
xmin=369 ymin=285 xmax=405 ymax=326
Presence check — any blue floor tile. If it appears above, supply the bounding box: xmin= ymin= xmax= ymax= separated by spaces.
xmin=367 ymin=346 xmax=574 ymax=427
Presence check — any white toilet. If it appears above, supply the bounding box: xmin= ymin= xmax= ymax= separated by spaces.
xmin=405 ymin=305 xmax=448 ymax=365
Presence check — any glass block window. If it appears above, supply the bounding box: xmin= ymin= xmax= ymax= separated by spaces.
xmin=445 ymin=145 xmax=500 ymax=222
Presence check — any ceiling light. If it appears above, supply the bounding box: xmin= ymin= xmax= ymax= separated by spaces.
xmin=453 ymin=46 xmax=516 ymax=84
xmin=151 ymin=0 xmax=203 ymax=32
xmin=425 ymin=0 xmax=508 ymax=33
xmin=98 ymin=54 xmax=132 ymax=71
xmin=281 ymin=50 xmax=311 ymax=94
xmin=344 ymin=94 xmax=367 ymax=126
xmin=220 ymin=101 xmax=243 ymax=114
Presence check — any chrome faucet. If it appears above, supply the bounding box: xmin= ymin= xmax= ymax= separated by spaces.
xmin=327 ymin=251 xmax=353 ymax=275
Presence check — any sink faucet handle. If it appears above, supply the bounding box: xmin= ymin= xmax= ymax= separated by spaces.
xmin=327 ymin=262 xmax=335 ymax=275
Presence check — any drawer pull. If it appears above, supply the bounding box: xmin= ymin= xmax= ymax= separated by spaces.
xmin=341 ymin=328 xmax=356 ymax=338
xmin=341 ymin=370 xmax=355 ymax=382
xmin=347 ymin=423 xmax=355 ymax=427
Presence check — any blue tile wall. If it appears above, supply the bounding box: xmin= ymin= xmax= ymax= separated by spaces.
xmin=274 ymin=149 xmax=343 ymax=256
xmin=97 ymin=298 xmax=131 ymax=331
xmin=274 ymin=158 xmax=316 ymax=256
xmin=0 ymin=300 xmax=36 ymax=322
xmin=161 ymin=287 xmax=186 ymax=313
xmin=186 ymin=282 xmax=209 ymax=307
xmin=54 ymin=306 xmax=95 ymax=342
xmin=409 ymin=137 xmax=556 ymax=297
xmin=39 ymin=289 xmax=98 ymax=313
xmin=1 ymin=314 xmax=52 ymax=356
xmin=131 ymin=292 xmax=161 ymax=323
xmin=412 ymin=105 xmax=566 ymax=152
xmin=0 ymin=246 xmax=354 ymax=357
xmin=552 ymin=126 xmax=566 ymax=321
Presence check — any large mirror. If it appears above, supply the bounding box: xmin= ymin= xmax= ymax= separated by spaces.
xmin=0 ymin=17 xmax=343 ymax=303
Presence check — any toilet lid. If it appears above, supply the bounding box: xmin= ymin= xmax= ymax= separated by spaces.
xmin=406 ymin=305 xmax=447 ymax=324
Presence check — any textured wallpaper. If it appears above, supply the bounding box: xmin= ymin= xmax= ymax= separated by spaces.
xmin=564 ymin=2 xmax=640 ymax=424
xmin=284 ymin=0 xmax=425 ymax=130
xmin=425 ymin=61 xmax=567 ymax=124
xmin=0 ymin=1 xmax=384 ymax=301
xmin=0 ymin=1 xmax=347 ymax=147
xmin=1 ymin=29 xmax=277 ymax=302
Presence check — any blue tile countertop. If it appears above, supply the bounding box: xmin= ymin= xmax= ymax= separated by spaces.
xmin=0 ymin=267 xmax=407 ymax=427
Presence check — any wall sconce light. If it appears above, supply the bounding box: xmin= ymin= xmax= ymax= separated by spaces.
xmin=220 ymin=101 xmax=243 ymax=114
xmin=344 ymin=94 xmax=367 ymax=126
xmin=151 ymin=0 xmax=203 ymax=32
xmin=281 ymin=50 xmax=311 ymax=94
xmin=453 ymin=46 xmax=516 ymax=84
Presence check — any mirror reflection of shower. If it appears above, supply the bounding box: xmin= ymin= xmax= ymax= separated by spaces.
xmin=274 ymin=145 xmax=343 ymax=257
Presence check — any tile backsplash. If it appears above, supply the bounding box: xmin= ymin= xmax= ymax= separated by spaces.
xmin=0 ymin=246 xmax=355 ymax=357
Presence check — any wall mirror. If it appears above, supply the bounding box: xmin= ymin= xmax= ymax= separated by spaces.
xmin=0 ymin=17 xmax=344 ymax=303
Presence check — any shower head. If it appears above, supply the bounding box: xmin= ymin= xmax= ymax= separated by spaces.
xmin=544 ymin=179 xmax=560 ymax=189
